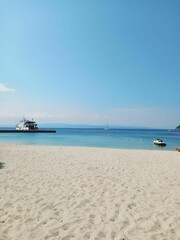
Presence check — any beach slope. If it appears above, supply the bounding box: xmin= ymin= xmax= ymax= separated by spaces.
xmin=0 ymin=145 xmax=180 ymax=240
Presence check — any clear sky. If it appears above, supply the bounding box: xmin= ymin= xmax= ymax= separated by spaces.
xmin=1 ymin=0 xmax=180 ymax=128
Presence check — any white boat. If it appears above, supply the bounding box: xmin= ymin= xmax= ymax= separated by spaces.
xmin=153 ymin=138 xmax=166 ymax=146
xmin=16 ymin=117 xmax=38 ymax=131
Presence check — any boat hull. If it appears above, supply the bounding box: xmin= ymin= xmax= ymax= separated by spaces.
xmin=154 ymin=143 xmax=166 ymax=146
xmin=153 ymin=142 xmax=166 ymax=146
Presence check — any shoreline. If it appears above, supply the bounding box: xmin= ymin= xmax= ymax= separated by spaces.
xmin=0 ymin=128 xmax=179 ymax=151
xmin=0 ymin=144 xmax=180 ymax=239
xmin=0 ymin=142 xmax=177 ymax=152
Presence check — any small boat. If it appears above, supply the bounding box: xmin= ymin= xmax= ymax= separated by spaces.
xmin=104 ymin=121 xmax=109 ymax=131
xmin=153 ymin=138 xmax=166 ymax=146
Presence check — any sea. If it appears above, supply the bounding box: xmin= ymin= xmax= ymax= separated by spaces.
xmin=0 ymin=128 xmax=179 ymax=151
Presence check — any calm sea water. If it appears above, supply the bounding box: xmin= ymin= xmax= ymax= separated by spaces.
xmin=0 ymin=128 xmax=179 ymax=151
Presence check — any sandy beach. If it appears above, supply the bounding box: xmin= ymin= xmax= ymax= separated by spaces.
xmin=0 ymin=144 xmax=180 ymax=240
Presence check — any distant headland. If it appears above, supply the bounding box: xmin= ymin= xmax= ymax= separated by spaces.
xmin=175 ymin=125 xmax=180 ymax=130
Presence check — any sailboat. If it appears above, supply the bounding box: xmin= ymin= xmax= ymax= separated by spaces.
xmin=104 ymin=121 xmax=109 ymax=131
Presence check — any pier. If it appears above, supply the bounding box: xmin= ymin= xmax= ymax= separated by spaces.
xmin=0 ymin=130 xmax=56 ymax=133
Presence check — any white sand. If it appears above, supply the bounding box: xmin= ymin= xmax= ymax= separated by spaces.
xmin=0 ymin=144 xmax=180 ymax=240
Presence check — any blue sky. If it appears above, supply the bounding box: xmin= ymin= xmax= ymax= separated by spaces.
xmin=1 ymin=0 xmax=180 ymax=128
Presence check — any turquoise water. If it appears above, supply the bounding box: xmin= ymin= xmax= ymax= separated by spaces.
xmin=0 ymin=128 xmax=179 ymax=151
